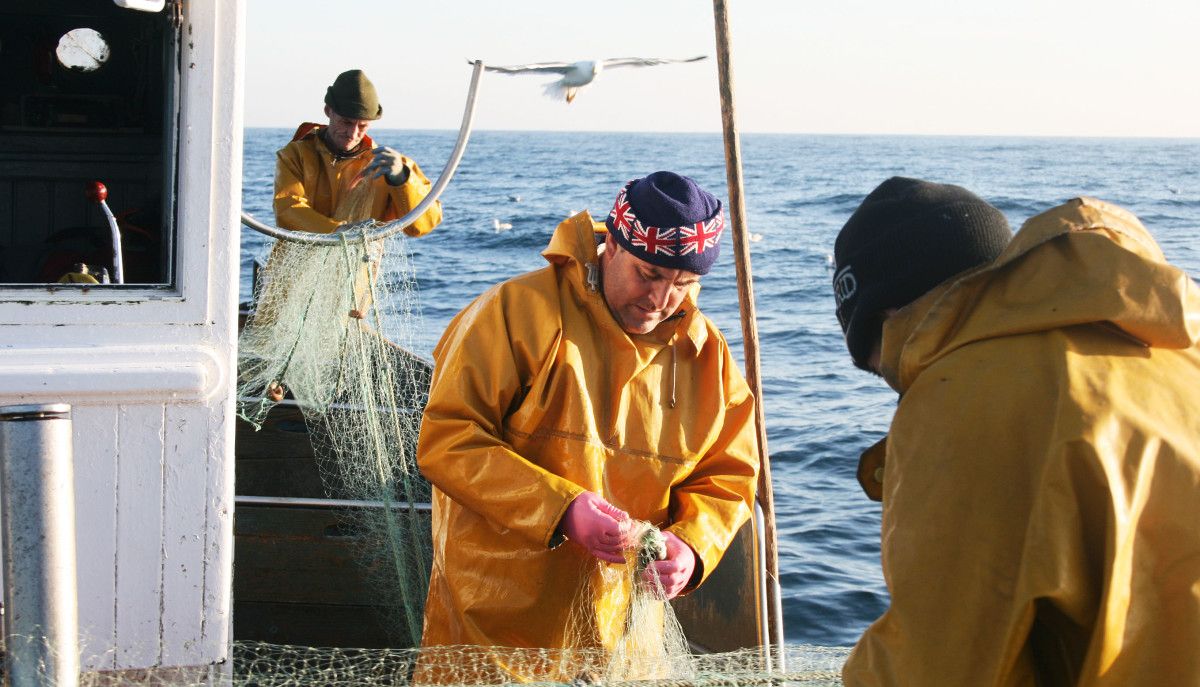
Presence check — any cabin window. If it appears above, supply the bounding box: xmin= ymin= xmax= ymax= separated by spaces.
xmin=0 ymin=2 xmax=178 ymax=288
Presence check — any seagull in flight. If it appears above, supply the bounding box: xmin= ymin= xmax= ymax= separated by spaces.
xmin=481 ymin=56 xmax=708 ymax=103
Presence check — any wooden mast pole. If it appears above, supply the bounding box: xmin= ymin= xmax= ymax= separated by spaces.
xmin=712 ymin=0 xmax=784 ymax=654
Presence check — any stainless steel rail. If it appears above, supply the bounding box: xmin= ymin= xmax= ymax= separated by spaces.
xmin=0 ymin=404 xmax=79 ymax=687
xmin=240 ymin=60 xmax=484 ymax=244
xmin=235 ymin=494 xmax=432 ymax=512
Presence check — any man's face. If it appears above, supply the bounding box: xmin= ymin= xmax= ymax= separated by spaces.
xmin=601 ymin=234 xmax=700 ymax=335
xmin=324 ymin=105 xmax=372 ymax=152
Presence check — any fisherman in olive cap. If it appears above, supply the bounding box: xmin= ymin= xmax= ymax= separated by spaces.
xmin=273 ymin=69 xmax=442 ymax=236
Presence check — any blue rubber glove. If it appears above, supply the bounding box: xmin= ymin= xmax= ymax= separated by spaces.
xmin=363 ymin=146 xmax=411 ymax=186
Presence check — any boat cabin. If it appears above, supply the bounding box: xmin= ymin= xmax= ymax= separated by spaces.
xmin=0 ymin=0 xmax=239 ymax=682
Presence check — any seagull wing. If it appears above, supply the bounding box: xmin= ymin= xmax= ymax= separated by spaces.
xmin=600 ymin=55 xmax=708 ymax=69
xmin=482 ymin=61 xmax=575 ymax=75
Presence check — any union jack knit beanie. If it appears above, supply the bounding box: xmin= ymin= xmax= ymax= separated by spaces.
xmin=833 ymin=177 xmax=1011 ymax=371
xmin=605 ymin=171 xmax=725 ymax=275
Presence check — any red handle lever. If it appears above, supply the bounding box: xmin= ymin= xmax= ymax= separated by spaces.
xmin=86 ymin=181 xmax=108 ymax=203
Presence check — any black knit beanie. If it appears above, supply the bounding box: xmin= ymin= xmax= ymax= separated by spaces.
xmin=833 ymin=177 xmax=1011 ymax=370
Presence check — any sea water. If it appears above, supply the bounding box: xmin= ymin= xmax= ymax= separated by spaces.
xmin=241 ymin=129 xmax=1200 ymax=647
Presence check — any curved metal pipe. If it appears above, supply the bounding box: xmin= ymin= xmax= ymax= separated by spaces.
xmin=241 ymin=60 xmax=484 ymax=245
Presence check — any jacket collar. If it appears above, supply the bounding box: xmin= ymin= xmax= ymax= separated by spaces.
xmin=291 ymin=122 xmax=374 ymax=160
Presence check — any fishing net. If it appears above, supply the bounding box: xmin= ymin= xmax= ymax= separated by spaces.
xmin=0 ymin=637 xmax=849 ymax=685
xmin=237 ymin=180 xmax=432 ymax=646
xmin=230 ymin=643 xmax=849 ymax=686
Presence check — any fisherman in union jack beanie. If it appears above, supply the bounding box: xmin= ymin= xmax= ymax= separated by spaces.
xmin=416 ymin=166 xmax=760 ymax=653
xmin=605 ymin=171 xmax=725 ymax=275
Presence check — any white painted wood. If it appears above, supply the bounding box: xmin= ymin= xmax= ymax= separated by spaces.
xmin=113 ymin=404 xmax=166 ymax=668
xmin=192 ymin=0 xmax=244 ymax=664
xmin=160 ymin=404 xmax=208 ymax=665
xmin=71 ymin=405 xmax=120 ymax=671
xmin=202 ymin=397 xmax=236 ymax=660
xmin=113 ymin=0 xmax=167 ymax=12
xmin=0 ymin=346 xmax=223 ymax=404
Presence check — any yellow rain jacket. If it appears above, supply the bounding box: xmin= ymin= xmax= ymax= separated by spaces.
xmin=273 ymin=123 xmax=442 ymax=235
xmin=417 ymin=212 xmax=760 ymax=652
xmin=844 ymin=198 xmax=1200 ymax=686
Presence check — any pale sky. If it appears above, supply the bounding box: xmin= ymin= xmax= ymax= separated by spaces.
xmin=244 ymin=0 xmax=1200 ymax=137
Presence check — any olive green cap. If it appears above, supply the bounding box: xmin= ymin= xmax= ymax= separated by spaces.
xmin=325 ymin=69 xmax=383 ymax=120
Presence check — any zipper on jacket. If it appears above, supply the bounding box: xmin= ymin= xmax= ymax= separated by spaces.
xmin=662 ymin=310 xmax=686 ymax=410
xmin=669 ymin=342 xmax=677 ymax=409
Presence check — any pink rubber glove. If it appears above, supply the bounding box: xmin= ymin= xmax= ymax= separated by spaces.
xmin=643 ymin=531 xmax=696 ymax=599
xmin=560 ymin=491 xmax=630 ymax=563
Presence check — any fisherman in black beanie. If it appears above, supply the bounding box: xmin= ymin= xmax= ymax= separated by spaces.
xmin=833 ymin=180 xmax=1200 ymax=686
xmin=832 ymin=177 xmax=1011 ymax=371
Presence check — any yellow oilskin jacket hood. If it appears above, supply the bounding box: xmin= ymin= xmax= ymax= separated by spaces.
xmin=845 ymin=198 xmax=1200 ymax=686
xmin=878 ymin=197 xmax=1200 ymax=393
xmin=273 ymin=124 xmax=442 ymax=236
xmin=417 ymin=212 xmax=759 ymax=660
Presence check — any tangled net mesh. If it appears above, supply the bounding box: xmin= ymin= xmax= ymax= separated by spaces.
xmin=237 ymin=181 xmax=432 ymax=646
xmin=0 ymin=182 xmax=849 ymax=684
xmin=1 ymin=637 xmax=849 ymax=686
xmin=231 ymin=643 xmax=849 ymax=686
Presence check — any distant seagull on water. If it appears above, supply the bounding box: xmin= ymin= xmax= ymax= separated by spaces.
xmin=480 ymin=56 xmax=708 ymax=103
